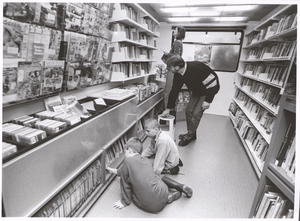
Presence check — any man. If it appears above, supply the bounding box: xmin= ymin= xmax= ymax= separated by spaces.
xmin=162 ymin=55 xmax=220 ymax=146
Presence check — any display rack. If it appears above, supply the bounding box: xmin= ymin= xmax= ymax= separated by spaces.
xmin=228 ymin=4 xmax=296 ymax=218
xmin=2 ymin=2 xmax=161 ymax=217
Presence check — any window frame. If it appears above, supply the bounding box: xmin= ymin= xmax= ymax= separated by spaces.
xmin=171 ymin=26 xmax=245 ymax=72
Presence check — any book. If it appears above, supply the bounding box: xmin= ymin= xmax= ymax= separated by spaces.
xmin=3 ymin=18 xmax=24 ymax=59
xmin=3 ymin=3 xmax=37 ymax=23
xmin=275 ymin=122 xmax=295 ymax=166
xmin=66 ymin=62 xmax=81 ymax=91
xmin=17 ymin=61 xmax=42 ymax=99
xmin=41 ymin=60 xmax=65 ymax=95
xmin=3 ymin=60 xmax=19 ymax=104
xmin=61 ymin=95 xmax=92 ymax=118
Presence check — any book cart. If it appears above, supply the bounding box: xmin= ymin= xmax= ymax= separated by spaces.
xmin=2 ymin=3 xmax=162 ymax=217
xmin=228 ymin=4 xmax=297 ymax=218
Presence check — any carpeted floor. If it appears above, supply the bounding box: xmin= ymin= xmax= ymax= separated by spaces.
xmin=85 ymin=114 xmax=259 ymax=218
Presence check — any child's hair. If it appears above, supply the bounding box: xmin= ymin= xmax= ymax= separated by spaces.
xmin=166 ymin=55 xmax=185 ymax=69
xmin=124 ymin=137 xmax=142 ymax=154
xmin=144 ymin=118 xmax=160 ymax=130
xmin=176 ymin=26 xmax=186 ymax=40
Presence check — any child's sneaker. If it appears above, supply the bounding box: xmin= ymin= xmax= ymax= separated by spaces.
xmin=167 ymin=191 xmax=182 ymax=204
xmin=183 ymin=185 xmax=193 ymax=198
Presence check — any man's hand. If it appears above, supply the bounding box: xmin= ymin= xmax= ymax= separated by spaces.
xmin=113 ymin=200 xmax=125 ymax=209
xmin=201 ymin=101 xmax=210 ymax=111
xmin=161 ymin=109 xmax=171 ymax=117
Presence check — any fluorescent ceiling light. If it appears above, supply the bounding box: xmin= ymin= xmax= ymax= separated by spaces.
xmin=219 ymin=17 xmax=247 ymax=21
xmin=160 ymin=8 xmax=190 ymax=13
xmin=160 ymin=7 xmax=221 ymax=16
xmin=214 ymin=5 xmax=258 ymax=11
xmin=168 ymin=17 xmax=199 ymax=22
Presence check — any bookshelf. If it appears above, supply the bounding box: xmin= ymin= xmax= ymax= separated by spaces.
xmin=109 ymin=3 xmax=160 ymax=82
xmin=2 ymin=3 xmax=163 ymax=217
xmin=2 ymin=89 xmax=164 ymax=217
xmin=228 ymin=4 xmax=296 ymax=218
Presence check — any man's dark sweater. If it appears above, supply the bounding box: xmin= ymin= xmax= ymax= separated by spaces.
xmin=167 ymin=61 xmax=220 ymax=109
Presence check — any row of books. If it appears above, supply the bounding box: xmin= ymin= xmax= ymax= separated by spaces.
xmin=110 ymin=23 xmax=151 ymax=45
xmin=246 ymin=13 xmax=297 ymax=46
xmin=245 ymin=39 xmax=296 ymax=60
xmin=253 ymin=185 xmax=294 ymax=218
xmin=229 ymin=102 xmax=269 ymax=168
xmin=3 ymin=3 xmax=113 ymax=34
xmin=34 ymin=157 xmax=103 ymax=217
xmin=111 ymin=62 xmax=151 ymax=77
xmin=238 ymin=80 xmax=281 ymax=109
xmin=3 ymin=60 xmax=65 ymax=104
xmin=243 ymin=63 xmax=289 ymax=87
xmin=117 ymin=3 xmax=157 ymax=32
xmin=111 ymin=42 xmax=153 ymax=60
xmin=2 ymin=142 xmax=17 ymax=159
xmin=106 ymin=134 xmax=128 ymax=166
xmin=275 ymin=121 xmax=296 ymax=183
xmin=234 ymin=90 xmax=276 ymax=134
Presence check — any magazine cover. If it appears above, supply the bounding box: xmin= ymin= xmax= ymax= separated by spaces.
xmin=74 ymin=33 xmax=86 ymax=61
xmin=41 ymin=60 xmax=65 ymax=95
xmin=65 ymin=3 xmax=84 ymax=32
xmin=81 ymin=35 xmax=93 ymax=61
xmin=26 ymin=24 xmax=36 ymax=61
xmin=61 ymin=95 xmax=91 ymax=118
xmin=17 ymin=61 xmax=42 ymax=99
xmin=39 ymin=3 xmax=58 ymax=28
xmin=91 ymin=61 xmax=105 ymax=85
xmin=3 ymin=18 xmax=23 ymax=59
xmin=66 ymin=62 xmax=81 ymax=90
xmin=3 ymin=3 xmax=37 ymax=23
xmin=3 ymin=60 xmax=19 ymax=104
xmin=67 ymin=32 xmax=77 ymax=62
xmin=21 ymin=22 xmax=30 ymax=60
xmin=81 ymin=4 xmax=90 ymax=35
xmin=41 ymin=27 xmax=51 ymax=60
xmin=78 ymin=62 xmax=93 ymax=87
xmin=47 ymin=29 xmax=62 ymax=60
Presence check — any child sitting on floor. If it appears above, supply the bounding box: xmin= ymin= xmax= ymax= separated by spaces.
xmin=106 ymin=137 xmax=192 ymax=213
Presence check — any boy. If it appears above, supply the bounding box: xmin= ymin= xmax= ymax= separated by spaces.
xmin=106 ymin=137 xmax=193 ymax=213
xmin=142 ymin=118 xmax=181 ymax=175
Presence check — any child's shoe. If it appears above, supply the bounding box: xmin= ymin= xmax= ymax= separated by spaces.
xmin=183 ymin=185 xmax=193 ymax=198
xmin=167 ymin=191 xmax=182 ymax=204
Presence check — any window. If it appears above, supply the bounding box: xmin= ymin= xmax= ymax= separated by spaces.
xmin=176 ymin=29 xmax=244 ymax=72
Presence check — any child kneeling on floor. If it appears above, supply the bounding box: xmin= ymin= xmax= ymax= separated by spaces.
xmin=106 ymin=137 xmax=192 ymax=213
xmin=142 ymin=118 xmax=182 ymax=175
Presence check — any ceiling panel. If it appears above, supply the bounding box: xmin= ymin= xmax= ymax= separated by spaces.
xmin=139 ymin=3 xmax=282 ymax=24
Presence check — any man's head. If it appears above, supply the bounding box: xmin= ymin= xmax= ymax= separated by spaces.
xmin=124 ymin=137 xmax=143 ymax=157
xmin=166 ymin=55 xmax=185 ymax=74
xmin=144 ymin=118 xmax=160 ymax=138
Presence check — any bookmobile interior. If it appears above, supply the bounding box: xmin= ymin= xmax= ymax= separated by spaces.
xmin=1 ymin=2 xmax=299 ymax=219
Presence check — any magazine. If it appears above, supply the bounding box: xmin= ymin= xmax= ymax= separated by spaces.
xmin=41 ymin=60 xmax=65 ymax=95
xmin=17 ymin=61 xmax=42 ymax=99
